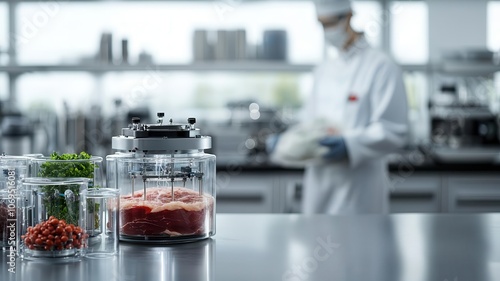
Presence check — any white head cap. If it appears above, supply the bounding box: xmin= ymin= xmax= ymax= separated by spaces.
xmin=315 ymin=0 xmax=352 ymax=18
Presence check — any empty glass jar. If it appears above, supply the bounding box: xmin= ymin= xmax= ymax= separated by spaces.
xmin=0 ymin=155 xmax=30 ymax=251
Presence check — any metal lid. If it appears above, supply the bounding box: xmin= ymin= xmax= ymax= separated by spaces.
xmin=111 ymin=114 xmax=212 ymax=154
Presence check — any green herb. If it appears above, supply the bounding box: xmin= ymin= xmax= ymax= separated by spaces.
xmin=38 ymin=152 xmax=97 ymax=225
xmin=40 ymin=152 xmax=96 ymax=181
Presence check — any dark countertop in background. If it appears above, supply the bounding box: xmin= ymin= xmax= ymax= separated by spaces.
xmin=2 ymin=214 xmax=500 ymax=281
xmin=388 ymin=161 xmax=500 ymax=172
xmin=215 ymin=146 xmax=500 ymax=173
xmin=216 ymin=159 xmax=500 ymax=173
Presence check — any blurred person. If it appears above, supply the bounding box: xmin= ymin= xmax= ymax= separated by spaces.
xmin=269 ymin=0 xmax=408 ymax=214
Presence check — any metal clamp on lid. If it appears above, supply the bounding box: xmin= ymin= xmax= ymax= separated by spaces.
xmin=112 ymin=113 xmax=212 ymax=154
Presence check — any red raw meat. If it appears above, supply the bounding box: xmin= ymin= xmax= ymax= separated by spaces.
xmin=120 ymin=187 xmax=214 ymax=237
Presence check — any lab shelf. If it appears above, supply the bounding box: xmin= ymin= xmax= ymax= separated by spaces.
xmin=0 ymin=62 xmax=315 ymax=74
xmin=439 ymin=61 xmax=500 ymax=75
xmin=0 ymin=63 xmax=438 ymax=74
xmin=400 ymin=64 xmax=431 ymax=72
xmin=0 ymin=0 xmax=307 ymax=2
xmin=1 ymin=63 xmax=496 ymax=75
xmin=400 ymin=63 xmax=500 ymax=75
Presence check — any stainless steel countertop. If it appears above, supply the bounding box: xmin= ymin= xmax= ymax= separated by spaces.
xmin=2 ymin=214 xmax=500 ymax=281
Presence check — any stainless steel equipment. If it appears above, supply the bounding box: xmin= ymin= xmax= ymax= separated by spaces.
xmin=429 ymin=104 xmax=500 ymax=162
xmin=430 ymin=106 xmax=500 ymax=148
xmin=430 ymin=71 xmax=498 ymax=145
xmin=204 ymin=100 xmax=289 ymax=166
xmin=428 ymin=54 xmax=500 ymax=162
xmin=0 ymin=115 xmax=33 ymax=155
xmin=442 ymin=48 xmax=496 ymax=62
xmin=107 ymin=114 xmax=216 ymax=243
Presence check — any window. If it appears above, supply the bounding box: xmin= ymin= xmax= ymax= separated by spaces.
xmin=16 ymin=73 xmax=96 ymax=113
xmin=210 ymin=1 xmax=322 ymax=64
xmin=0 ymin=4 xmax=8 ymax=100
xmin=14 ymin=2 xmax=320 ymax=118
xmin=390 ymin=1 xmax=429 ymax=64
xmin=488 ymin=2 xmax=500 ymax=114
xmin=0 ymin=74 xmax=7 ymax=100
xmin=0 ymin=3 xmax=7 ymax=65
xmin=351 ymin=1 xmax=383 ymax=48
xmin=16 ymin=1 xmax=323 ymax=64
xmin=404 ymin=72 xmax=429 ymax=144
xmin=487 ymin=1 xmax=500 ymax=51
xmin=17 ymin=2 xmax=207 ymax=64
xmin=16 ymin=71 xmax=311 ymax=121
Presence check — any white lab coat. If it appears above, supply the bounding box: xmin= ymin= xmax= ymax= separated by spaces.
xmin=302 ymin=36 xmax=408 ymax=214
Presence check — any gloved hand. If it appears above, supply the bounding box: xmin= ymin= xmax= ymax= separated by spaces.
xmin=318 ymin=135 xmax=348 ymax=161
xmin=265 ymin=133 xmax=281 ymax=154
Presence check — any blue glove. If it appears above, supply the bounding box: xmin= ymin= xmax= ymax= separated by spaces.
xmin=265 ymin=133 xmax=281 ymax=154
xmin=318 ymin=136 xmax=348 ymax=161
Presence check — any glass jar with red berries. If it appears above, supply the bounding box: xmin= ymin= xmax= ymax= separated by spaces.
xmin=18 ymin=178 xmax=89 ymax=261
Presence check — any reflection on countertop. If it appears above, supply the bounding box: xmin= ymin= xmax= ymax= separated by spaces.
xmin=3 ymin=214 xmax=499 ymax=281
xmin=1 ymin=238 xmax=215 ymax=281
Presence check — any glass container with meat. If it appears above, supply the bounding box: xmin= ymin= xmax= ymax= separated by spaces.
xmin=107 ymin=115 xmax=216 ymax=243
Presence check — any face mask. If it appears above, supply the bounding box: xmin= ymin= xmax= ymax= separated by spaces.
xmin=324 ymin=19 xmax=348 ymax=49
